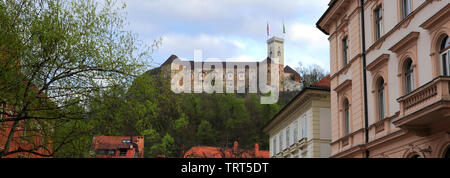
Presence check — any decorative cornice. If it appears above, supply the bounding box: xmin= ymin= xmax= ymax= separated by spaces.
xmin=420 ymin=3 xmax=450 ymax=30
xmin=333 ymin=80 xmax=352 ymax=92
xmin=366 ymin=0 xmax=432 ymax=53
xmin=368 ymin=111 xmax=399 ymax=130
xmin=366 ymin=130 xmax=406 ymax=150
xmin=366 ymin=54 xmax=390 ymax=72
xmin=330 ymin=144 xmax=366 ymax=158
xmin=330 ymin=128 xmax=365 ymax=145
xmin=330 ymin=54 xmax=361 ymax=80
xmin=389 ymin=32 xmax=420 ymax=53
xmin=317 ymin=0 xmax=353 ymax=35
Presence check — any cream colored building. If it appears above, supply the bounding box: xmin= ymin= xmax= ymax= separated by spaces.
xmin=317 ymin=0 xmax=450 ymax=158
xmin=263 ymin=77 xmax=331 ymax=158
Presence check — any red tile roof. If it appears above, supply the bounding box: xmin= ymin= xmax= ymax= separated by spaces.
xmin=92 ymin=136 xmax=142 ymax=150
xmin=311 ymin=75 xmax=331 ymax=88
xmin=184 ymin=142 xmax=269 ymax=158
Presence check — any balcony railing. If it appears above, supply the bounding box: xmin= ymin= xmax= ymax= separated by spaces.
xmin=397 ymin=76 xmax=450 ymax=117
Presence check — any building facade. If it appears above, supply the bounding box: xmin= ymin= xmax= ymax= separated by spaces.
xmin=263 ymin=76 xmax=332 ymax=158
xmin=317 ymin=0 xmax=450 ymax=158
xmin=91 ymin=136 xmax=145 ymax=158
xmin=0 ymin=103 xmax=51 ymax=158
xmin=160 ymin=36 xmax=303 ymax=93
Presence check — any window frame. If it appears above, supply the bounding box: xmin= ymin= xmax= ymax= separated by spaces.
xmin=374 ymin=6 xmax=383 ymax=41
xmin=404 ymin=59 xmax=415 ymax=94
xmin=401 ymin=0 xmax=412 ymax=19
xmin=272 ymin=137 xmax=277 ymax=155
xmin=119 ymin=149 xmax=128 ymax=156
xmin=377 ymin=78 xmax=386 ymax=121
xmin=285 ymin=127 xmax=290 ymax=147
xmin=301 ymin=116 xmax=306 ymax=139
xmin=279 ymin=133 xmax=283 ymax=152
xmin=343 ymin=37 xmax=349 ymax=66
xmin=343 ymin=99 xmax=350 ymax=135
xmin=441 ymin=36 xmax=450 ymax=76
xmin=293 ymin=121 xmax=298 ymax=143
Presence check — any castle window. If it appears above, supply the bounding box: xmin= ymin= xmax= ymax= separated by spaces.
xmin=277 ymin=46 xmax=281 ymax=57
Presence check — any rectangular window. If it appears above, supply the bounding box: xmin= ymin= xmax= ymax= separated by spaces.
xmin=293 ymin=121 xmax=298 ymax=143
xmin=301 ymin=117 xmax=307 ymax=138
xmin=443 ymin=53 xmax=448 ymax=76
xmin=402 ymin=0 xmax=412 ymax=19
xmin=446 ymin=51 xmax=450 ymax=76
xmin=96 ymin=149 xmax=107 ymax=155
xmin=119 ymin=149 xmax=127 ymax=156
xmin=374 ymin=6 xmax=383 ymax=40
xmin=272 ymin=138 xmax=277 ymax=155
xmin=378 ymin=89 xmax=385 ymax=120
xmin=343 ymin=37 xmax=349 ymax=66
xmin=286 ymin=127 xmax=290 ymax=147
xmin=279 ymin=133 xmax=283 ymax=152
xmin=406 ymin=73 xmax=414 ymax=94
xmin=108 ymin=150 xmax=116 ymax=156
xmin=448 ymin=51 xmax=450 ymax=75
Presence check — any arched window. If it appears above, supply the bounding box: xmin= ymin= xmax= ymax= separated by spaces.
xmin=404 ymin=59 xmax=414 ymax=94
xmin=343 ymin=99 xmax=350 ymax=135
xmin=441 ymin=35 xmax=450 ymax=76
xmin=377 ymin=78 xmax=385 ymax=121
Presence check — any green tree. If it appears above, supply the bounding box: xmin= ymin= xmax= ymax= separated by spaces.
xmin=196 ymin=120 xmax=216 ymax=146
xmin=295 ymin=63 xmax=329 ymax=87
xmin=0 ymin=0 xmax=154 ymax=157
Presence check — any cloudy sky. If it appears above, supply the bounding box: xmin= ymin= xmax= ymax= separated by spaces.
xmin=124 ymin=0 xmax=330 ymax=71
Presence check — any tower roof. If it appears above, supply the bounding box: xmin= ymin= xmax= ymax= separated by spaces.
xmin=267 ymin=36 xmax=284 ymax=43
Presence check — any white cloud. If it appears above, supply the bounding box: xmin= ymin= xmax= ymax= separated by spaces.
xmin=287 ymin=23 xmax=328 ymax=47
xmin=124 ymin=0 xmax=331 ymax=71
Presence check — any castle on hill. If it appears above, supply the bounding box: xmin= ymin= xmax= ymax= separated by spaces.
xmin=159 ymin=36 xmax=303 ymax=92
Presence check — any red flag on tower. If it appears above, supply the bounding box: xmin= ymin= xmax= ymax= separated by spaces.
xmin=267 ymin=22 xmax=269 ymax=37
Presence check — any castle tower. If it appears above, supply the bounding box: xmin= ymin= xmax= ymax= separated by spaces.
xmin=267 ymin=36 xmax=284 ymax=68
